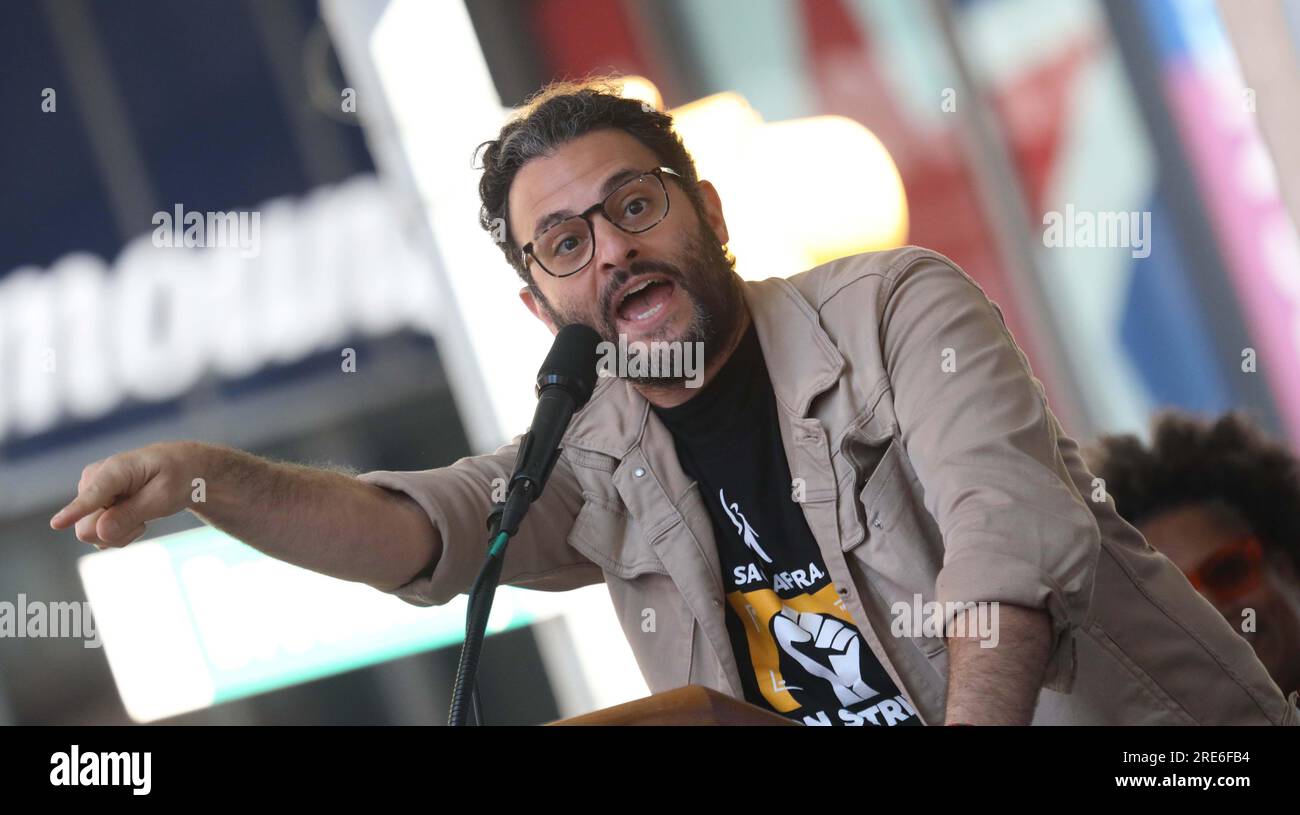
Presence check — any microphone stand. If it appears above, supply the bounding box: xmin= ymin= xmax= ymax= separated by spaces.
xmin=447 ymin=473 xmax=541 ymax=726
xmin=453 ymin=505 xmax=504 ymax=727
xmin=447 ymin=507 xmax=506 ymax=727
xmin=446 ymin=323 xmax=598 ymax=726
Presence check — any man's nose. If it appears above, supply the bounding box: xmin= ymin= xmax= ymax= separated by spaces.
xmin=591 ymin=215 xmax=640 ymax=275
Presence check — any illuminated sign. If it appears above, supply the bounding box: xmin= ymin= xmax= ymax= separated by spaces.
xmin=0 ymin=175 xmax=437 ymax=444
xmin=78 ymin=525 xmax=549 ymax=722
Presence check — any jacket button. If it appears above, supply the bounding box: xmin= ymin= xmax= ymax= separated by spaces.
xmin=633 ymin=467 xmax=646 ymax=478
xmin=871 ymin=512 xmax=883 ymax=529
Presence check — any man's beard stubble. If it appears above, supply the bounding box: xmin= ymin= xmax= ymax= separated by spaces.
xmin=532 ymin=222 xmax=744 ymax=386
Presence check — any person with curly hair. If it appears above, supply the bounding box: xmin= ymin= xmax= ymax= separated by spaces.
xmin=1087 ymin=411 xmax=1300 ymax=696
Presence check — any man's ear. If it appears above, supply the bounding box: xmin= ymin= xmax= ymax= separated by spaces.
xmin=694 ymin=179 xmax=730 ymax=247
xmin=519 ymin=286 xmax=559 ymax=335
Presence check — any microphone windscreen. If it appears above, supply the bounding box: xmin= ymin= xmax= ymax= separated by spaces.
xmin=535 ymin=323 xmax=603 ymax=408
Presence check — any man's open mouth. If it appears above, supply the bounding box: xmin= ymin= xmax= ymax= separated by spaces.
xmin=614 ymin=277 xmax=676 ymax=324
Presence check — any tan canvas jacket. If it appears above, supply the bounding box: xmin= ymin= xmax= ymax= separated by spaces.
xmin=360 ymin=246 xmax=1298 ymax=725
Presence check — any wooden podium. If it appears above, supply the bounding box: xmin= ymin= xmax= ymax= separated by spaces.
xmin=548 ymin=685 xmax=799 ymax=725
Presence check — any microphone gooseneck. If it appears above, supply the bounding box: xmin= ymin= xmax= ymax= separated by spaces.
xmin=448 ymin=324 xmax=602 ymax=726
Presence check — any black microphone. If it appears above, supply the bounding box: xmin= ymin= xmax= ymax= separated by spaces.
xmin=448 ymin=323 xmax=603 ymax=725
xmin=498 ymin=323 xmax=602 ymax=534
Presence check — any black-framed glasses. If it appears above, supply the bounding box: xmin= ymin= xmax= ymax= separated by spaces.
xmin=522 ymin=166 xmax=682 ymax=278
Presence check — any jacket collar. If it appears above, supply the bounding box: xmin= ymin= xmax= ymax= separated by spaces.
xmin=561 ymin=274 xmax=846 ymax=459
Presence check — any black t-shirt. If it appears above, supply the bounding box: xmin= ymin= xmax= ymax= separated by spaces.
xmin=653 ymin=323 xmax=921 ymax=726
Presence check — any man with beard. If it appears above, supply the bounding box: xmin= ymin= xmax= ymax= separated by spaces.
xmin=52 ymin=78 xmax=1298 ymax=725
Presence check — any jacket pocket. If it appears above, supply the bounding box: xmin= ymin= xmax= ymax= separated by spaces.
xmin=565 ymin=499 xmax=693 ymax=690
xmin=846 ymin=439 xmax=947 ymax=658
xmin=566 ymin=497 xmax=665 ymax=578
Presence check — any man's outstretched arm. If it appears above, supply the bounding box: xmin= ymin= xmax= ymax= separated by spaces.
xmin=50 ymin=441 xmax=439 ymax=592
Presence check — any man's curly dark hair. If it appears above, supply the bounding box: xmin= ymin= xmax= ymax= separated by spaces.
xmin=473 ymin=75 xmax=706 ymax=288
xmin=1085 ymin=410 xmax=1300 ymax=571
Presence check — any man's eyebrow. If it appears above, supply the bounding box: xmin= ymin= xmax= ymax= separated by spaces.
xmin=530 ymin=167 xmax=645 ymax=241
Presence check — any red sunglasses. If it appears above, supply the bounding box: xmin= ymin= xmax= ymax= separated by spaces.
xmin=1186 ymin=535 xmax=1264 ymax=604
